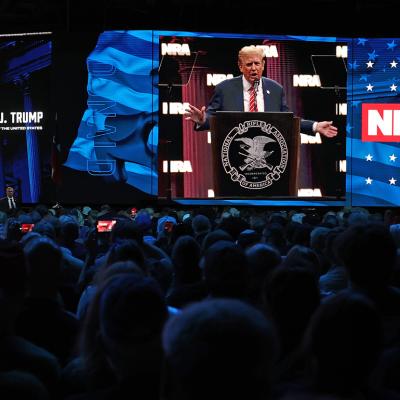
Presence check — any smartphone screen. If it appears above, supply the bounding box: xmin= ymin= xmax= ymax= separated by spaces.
xmin=21 ymin=223 xmax=35 ymax=233
xmin=97 ymin=220 xmax=117 ymax=233
xmin=164 ymin=221 xmax=174 ymax=233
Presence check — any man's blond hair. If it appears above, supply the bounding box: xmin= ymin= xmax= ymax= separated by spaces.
xmin=238 ymin=45 xmax=264 ymax=64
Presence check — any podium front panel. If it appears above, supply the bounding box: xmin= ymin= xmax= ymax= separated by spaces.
xmin=210 ymin=112 xmax=298 ymax=198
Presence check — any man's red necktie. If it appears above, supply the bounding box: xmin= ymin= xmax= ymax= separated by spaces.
xmin=249 ymin=85 xmax=257 ymax=112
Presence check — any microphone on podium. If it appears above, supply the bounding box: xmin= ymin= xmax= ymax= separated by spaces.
xmin=253 ymin=78 xmax=260 ymax=94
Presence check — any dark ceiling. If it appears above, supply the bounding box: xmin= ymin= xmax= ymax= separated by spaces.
xmin=0 ymin=0 xmax=397 ymax=37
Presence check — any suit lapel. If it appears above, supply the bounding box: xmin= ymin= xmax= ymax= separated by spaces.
xmin=235 ymin=77 xmax=244 ymax=111
xmin=262 ymin=78 xmax=269 ymax=110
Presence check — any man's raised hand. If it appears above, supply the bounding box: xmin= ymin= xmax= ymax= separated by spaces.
xmin=184 ymin=104 xmax=206 ymax=125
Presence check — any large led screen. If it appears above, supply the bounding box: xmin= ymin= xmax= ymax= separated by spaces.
xmin=347 ymin=38 xmax=400 ymax=206
xmin=59 ymin=30 xmax=350 ymax=207
xmin=157 ymin=33 xmax=348 ymax=206
xmin=0 ymin=32 xmax=53 ymax=204
xmin=16 ymin=30 xmax=396 ymax=207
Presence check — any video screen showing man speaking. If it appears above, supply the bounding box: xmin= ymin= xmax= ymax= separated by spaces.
xmin=0 ymin=33 xmax=53 ymax=203
xmin=158 ymin=34 xmax=347 ymax=201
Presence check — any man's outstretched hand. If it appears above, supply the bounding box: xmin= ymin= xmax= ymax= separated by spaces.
xmin=184 ymin=104 xmax=207 ymax=125
xmin=316 ymin=121 xmax=338 ymax=138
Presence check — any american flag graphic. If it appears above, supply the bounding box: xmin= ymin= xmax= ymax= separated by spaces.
xmin=348 ymin=38 xmax=400 ymax=206
xmin=64 ymin=30 xmax=158 ymax=195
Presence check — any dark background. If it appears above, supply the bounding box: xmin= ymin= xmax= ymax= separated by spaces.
xmin=0 ymin=0 xmax=395 ymax=37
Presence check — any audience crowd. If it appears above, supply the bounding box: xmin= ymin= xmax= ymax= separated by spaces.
xmin=1 ymin=203 xmax=400 ymax=399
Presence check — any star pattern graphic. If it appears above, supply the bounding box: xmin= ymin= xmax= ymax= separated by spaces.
xmin=346 ymin=123 xmax=353 ymax=133
xmin=348 ymin=60 xmax=359 ymax=70
xmin=387 ymin=40 xmax=397 ymax=51
xmin=351 ymin=38 xmax=400 ymax=204
xmin=368 ymin=50 xmax=378 ymax=61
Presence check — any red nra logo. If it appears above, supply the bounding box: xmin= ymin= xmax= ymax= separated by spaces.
xmin=362 ymin=103 xmax=400 ymax=142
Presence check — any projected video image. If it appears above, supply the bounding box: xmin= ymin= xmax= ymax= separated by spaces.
xmin=347 ymin=38 xmax=400 ymax=206
xmin=158 ymin=34 xmax=347 ymax=203
xmin=59 ymin=31 xmax=158 ymax=205
xmin=0 ymin=33 xmax=53 ymax=203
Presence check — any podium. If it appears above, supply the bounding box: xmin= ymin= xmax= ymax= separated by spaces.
xmin=209 ymin=112 xmax=300 ymax=198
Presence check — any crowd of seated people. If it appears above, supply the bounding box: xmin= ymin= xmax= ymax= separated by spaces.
xmin=1 ymin=204 xmax=400 ymax=399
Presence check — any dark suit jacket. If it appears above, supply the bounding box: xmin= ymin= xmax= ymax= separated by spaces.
xmin=196 ymin=75 xmax=315 ymax=134
xmin=0 ymin=196 xmax=18 ymax=215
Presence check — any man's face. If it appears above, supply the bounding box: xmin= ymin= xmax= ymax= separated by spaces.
xmin=6 ymin=187 xmax=14 ymax=198
xmin=238 ymin=52 xmax=265 ymax=84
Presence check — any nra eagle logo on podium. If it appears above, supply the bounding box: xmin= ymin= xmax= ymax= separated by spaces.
xmin=221 ymin=120 xmax=288 ymax=189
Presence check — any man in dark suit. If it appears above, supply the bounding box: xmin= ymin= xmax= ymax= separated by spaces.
xmin=0 ymin=186 xmax=19 ymax=216
xmin=184 ymin=45 xmax=337 ymax=138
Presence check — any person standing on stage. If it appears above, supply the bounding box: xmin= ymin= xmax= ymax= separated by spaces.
xmin=184 ymin=45 xmax=337 ymax=138
xmin=0 ymin=186 xmax=19 ymax=216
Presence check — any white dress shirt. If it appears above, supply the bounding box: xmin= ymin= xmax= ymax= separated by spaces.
xmin=242 ymin=76 xmax=318 ymax=133
xmin=8 ymin=197 xmax=16 ymax=209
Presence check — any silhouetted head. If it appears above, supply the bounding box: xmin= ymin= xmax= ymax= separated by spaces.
xmin=304 ymin=290 xmax=382 ymax=395
xmin=81 ymin=273 xmax=168 ymax=386
xmin=218 ymin=216 xmax=250 ymax=241
xmin=0 ymin=239 xmax=26 ymax=297
xmin=110 ymin=219 xmax=143 ymax=244
xmin=98 ymin=274 xmax=167 ymax=375
xmin=191 ymin=215 xmax=211 ymax=236
xmin=335 ymin=222 xmax=397 ymax=289
xmin=171 ymin=235 xmax=201 ymax=284
xmin=264 ymin=266 xmax=320 ymax=354
xmin=246 ymin=243 xmax=281 ymax=306
xmin=236 ymin=229 xmax=260 ymax=250
xmin=262 ymin=222 xmax=287 ymax=255
xmin=104 ymin=239 xmax=146 ymax=273
xmin=32 ymin=221 xmax=56 ymax=240
xmin=0 ymin=240 xmax=26 ymax=331
xmin=201 ymin=229 xmax=233 ymax=254
xmin=203 ymin=240 xmax=248 ymax=299
xmin=162 ymin=298 xmax=277 ymax=400
xmin=284 ymin=245 xmax=321 ymax=277
xmin=23 ymin=236 xmax=62 ymax=294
